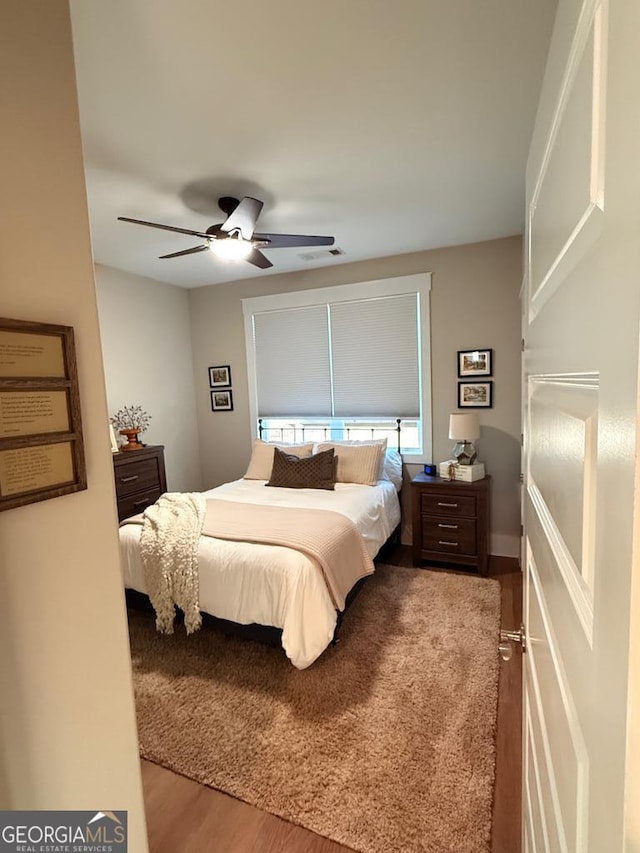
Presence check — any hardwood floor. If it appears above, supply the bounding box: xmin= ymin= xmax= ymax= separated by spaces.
xmin=141 ymin=763 xmax=348 ymax=853
xmin=140 ymin=546 xmax=523 ymax=853
xmin=491 ymin=555 xmax=523 ymax=853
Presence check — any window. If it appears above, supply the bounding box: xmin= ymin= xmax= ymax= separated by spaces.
xmin=242 ymin=274 xmax=432 ymax=458
xmin=254 ymin=417 xmax=421 ymax=454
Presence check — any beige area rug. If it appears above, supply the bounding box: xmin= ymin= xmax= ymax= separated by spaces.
xmin=129 ymin=565 xmax=501 ymax=853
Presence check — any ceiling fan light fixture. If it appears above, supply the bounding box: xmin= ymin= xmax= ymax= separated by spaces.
xmin=210 ymin=235 xmax=253 ymax=261
xmin=118 ymin=196 xmax=335 ymax=270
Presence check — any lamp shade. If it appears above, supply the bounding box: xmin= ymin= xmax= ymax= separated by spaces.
xmin=449 ymin=412 xmax=480 ymax=441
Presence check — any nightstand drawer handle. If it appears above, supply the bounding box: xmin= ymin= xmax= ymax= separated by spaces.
xmin=438 ymin=523 xmax=458 ymax=529
xmin=133 ymin=497 xmax=152 ymax=507
xmin=120 ymin=475 xmax=139 ymax=483
xmin=438 ymin=540 xmax=459 ymax=547
xmin=437 ymin=502 xmax=458 ymax=508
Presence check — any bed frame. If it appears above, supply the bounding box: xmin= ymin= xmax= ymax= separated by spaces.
xmin=258 ymin=417 xmax=404 ymax=453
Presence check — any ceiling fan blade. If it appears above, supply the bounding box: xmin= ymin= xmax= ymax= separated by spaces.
xmin=245 ymin=248 xmax=273 ymax=269
xmin=159 ymin=245 xmax=209 ymax=259
xmin=219 ymin=197 xmax=263 ymax=239
xmin=253 ymin=232 xmax=335 ymax=249
xmin=118 ymin=216 xmax=211 ymax=239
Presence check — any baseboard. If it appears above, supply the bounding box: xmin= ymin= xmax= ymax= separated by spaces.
xmin=490 ymin=533 xmax=520 ymax=559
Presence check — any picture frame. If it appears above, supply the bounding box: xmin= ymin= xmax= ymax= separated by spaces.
xmin=0 ymin=316 xmax=87 ymax=511
xmin=458 ymin=380 xmax=493 ymax=408
xmin=457 ymin=348 xmax=493 ymax=378
xmin=208 ymin=365 xmax=231 ymax=388
xmin=211 ymin=389 xmax=233 ymax=412
xmin=109 ymin=422 xmax=119 ymax=453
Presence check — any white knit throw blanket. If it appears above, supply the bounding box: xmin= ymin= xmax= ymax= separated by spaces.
xmin=139 ymin=492 xmax=206 ymax=635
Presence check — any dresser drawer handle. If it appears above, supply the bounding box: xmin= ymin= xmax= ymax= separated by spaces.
xmin=438 ymin=540 xmax=459 ymax=547
xmin=133 ymin=497 xmax=153 ymax=507
xmin=437 ymin=502 xmax=458 ymax=508
xmin=438 ymin=523 xmax=458 ymax=529
xmin=120 ymin=475 xmax=139 ymax=484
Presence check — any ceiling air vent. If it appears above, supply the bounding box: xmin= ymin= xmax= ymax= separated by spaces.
xmin=299 ymin=247 xmax=345 ymax=262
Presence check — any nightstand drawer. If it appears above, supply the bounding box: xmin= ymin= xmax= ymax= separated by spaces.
xmin=114 ymin=457 xmax=162 ymax=497
xmin=117 ymin=486 xmax=161 ymax=521
xmin=420 ymin=492 xmax=476 ymax=518
xmin=421 ymin=517 xmax=476 ymax=555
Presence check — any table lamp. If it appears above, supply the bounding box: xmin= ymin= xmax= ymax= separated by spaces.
xmin=449 ymin=412 xmax=480 ymax=465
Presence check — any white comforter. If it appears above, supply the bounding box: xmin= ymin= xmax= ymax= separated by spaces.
xmin=120 ymin=478 xmax=400 ymax=669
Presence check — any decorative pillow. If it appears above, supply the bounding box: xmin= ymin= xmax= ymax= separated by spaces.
xmin=316 ymin=441 xmax=386 ymax=486
xmin=381 ymin=449 xmax=403 ymax=491
xmin=312 ymin=437 xmax=388 ymax=477
xmin=244 ymin=440 xmax=314 ymax=480
xmin=312 ymin=437 xmax=388 ymax=451
xmin=266 ymin=447 xmax=337 ymax=490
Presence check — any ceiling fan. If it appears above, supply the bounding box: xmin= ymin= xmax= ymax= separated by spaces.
xmin=118 ymin=196 xmax=335 ymax=270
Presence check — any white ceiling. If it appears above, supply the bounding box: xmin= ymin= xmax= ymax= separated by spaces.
xmin=70 ymin=0 xmax=557 ymax=289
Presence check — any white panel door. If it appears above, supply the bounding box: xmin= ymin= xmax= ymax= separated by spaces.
xmin=522 ymin=0 xmax=640 ymax=850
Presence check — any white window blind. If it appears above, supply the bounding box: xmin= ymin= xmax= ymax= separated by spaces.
xmin=253 ymin=305 xmax=332 ymax=417
xmin=252 ymin=293 xmax=419 ymax=419
xmin=330 ymin=294 xmax=419 ymax=417
xmin=243 ymin=274 xmax=432 ymax=458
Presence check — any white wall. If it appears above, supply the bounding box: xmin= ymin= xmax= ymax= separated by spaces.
xmin=0 ymin=4 xmax=148 ymax=850
xmin=95 ymin=264 xmax=202 ymax=493
xmin=189 ymin=236 xmax=523 ymax=556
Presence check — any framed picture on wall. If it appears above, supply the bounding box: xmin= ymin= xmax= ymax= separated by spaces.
xmin=211 ymin=389 xmax=233 ymax=411
xmin=0 ymin=316 xmax=87 ymax=511
xmin=457 ymin=348 xmax=493 ymax=377
xmin=208 ymin=365 xmax=231 ymax=388
xmin=458 ymin=380 xmax=493 ymax=408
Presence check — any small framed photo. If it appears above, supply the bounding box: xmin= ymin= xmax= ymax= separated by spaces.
xmin=208 ymin=365 xmax=231 ymax=388
xmin=458 ymin=348 xmax=493 ymax=377
xmin=211 ymin=389 xmax=233 ymax=412
xmin=458 ymin=380 xmax=493 ymax=408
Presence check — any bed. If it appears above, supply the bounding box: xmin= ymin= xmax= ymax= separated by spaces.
xmin=120 ymin=439 xmax=402 ymax=669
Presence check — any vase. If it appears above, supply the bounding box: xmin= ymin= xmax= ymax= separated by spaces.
xmin=119 ymin=428 xmax=143 ymax=451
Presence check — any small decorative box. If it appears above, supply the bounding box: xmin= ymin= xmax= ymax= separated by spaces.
xmin=438 ymin=461 xmax=486 ymax=482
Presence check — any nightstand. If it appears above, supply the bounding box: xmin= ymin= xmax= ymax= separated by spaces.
xmin=112 ymin=445 xmax=167 ymax=521
xmin=411 ymin=473 xmax=491 ymax=576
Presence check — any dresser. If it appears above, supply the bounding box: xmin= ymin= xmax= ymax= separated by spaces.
xmin=411 ymin=473 xmax=491 ymax=576
xmin=112 ymin=445 xmax=167 ymax=521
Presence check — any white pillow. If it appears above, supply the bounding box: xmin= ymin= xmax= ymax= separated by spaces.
xmin=316 ymin=441 xmax=386 ymax=486
xmin=312 ymin=438 xmax=388 ymax=477
xmin=244 ymin=440 xmax=314 ymax=480
xmin=312 ymin=438 xmax=388 ymax=449
xmin=381 ymin=449 xmax=403 ymax=491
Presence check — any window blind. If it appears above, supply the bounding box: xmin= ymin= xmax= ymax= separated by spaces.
xmin=253 ymin=305 xmax=332 ymax=417
xmin=252 ymin=292 xmax=420 ymax=419
xmin=330 ymin=294 xmax=419 ymax=417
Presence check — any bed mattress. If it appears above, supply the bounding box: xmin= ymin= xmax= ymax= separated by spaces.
xmin=120 ymin=477 xmax=400 ymax=669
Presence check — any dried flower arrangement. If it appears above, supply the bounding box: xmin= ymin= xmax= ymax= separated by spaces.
xmin=110 ymin=405 xmax=152 ymax=434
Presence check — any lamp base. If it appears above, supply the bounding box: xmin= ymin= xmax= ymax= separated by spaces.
xmin=452 ymin=440 xmax=477 ymax=465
